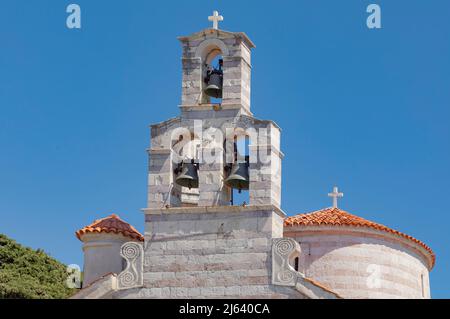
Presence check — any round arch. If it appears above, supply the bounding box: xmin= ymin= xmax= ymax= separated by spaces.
xmin=195 ymin=38 xmax=229 ymax=63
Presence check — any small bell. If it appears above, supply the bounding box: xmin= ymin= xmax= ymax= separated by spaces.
xmin=224 ymin=156 xmax=250 ymax=191
xmin=204 ymin=59 xmax=223 ymax=99
xmin=174 ymin=160 xmax=199 ymax=189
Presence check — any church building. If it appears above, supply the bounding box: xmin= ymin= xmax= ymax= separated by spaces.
xmin=72 ymin=12 xmax=434 ymax=299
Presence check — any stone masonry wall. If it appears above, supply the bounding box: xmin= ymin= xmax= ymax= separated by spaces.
xmin=285 ymin=228 xmax=431 ymax=299
xmin=118 ymin=206 xmax=303 ymax=298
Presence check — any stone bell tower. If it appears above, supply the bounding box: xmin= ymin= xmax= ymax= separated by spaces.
xmin=178 ymin=24 xmax=254 ymax=113
xmin=147 ymin=12 xmax=283 ymax=210
xmin=138 ymin=12 xmax=298 ymax=299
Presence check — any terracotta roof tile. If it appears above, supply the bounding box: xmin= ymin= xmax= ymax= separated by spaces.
xmin=76 ymin=214 xmax=144 ymax=242
xmin=284 ymin=207 xmax=435 ymax=268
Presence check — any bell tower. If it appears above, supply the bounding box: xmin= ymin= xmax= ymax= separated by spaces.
xmin=178 ymin=15 xmax=255 ymax=114
xmin=140 ymin=12 xmax=301 ymax=299
xmin=146 ymin=11 xmax=283 ymax=211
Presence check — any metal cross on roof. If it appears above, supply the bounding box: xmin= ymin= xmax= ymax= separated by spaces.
xmin=328 ymin=186 xmax=344 ymax=208
xmin=208 ymin=10 xmax=223 ymax=30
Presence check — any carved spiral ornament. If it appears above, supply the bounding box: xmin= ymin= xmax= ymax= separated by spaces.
xmin=117 ymin=242 xmax=144 ymax=290
xmin=278 ymin=270 xmax=295 ymax=283
xmin=121 ymin=242 xmax=140 ymax=260
xmin=275 ymin=239 xmax=295 ymax=256
xmin=272 ymin=238 xmax=302 ymax=287
xmin=119 ymin=271 xmax=137 ymax=287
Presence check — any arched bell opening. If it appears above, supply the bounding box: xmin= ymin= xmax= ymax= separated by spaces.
xmin=224 ymin=133 xmax=250 ymax=206
xmin=202 ymin=49 xmax=224 ymax=105
xmin=171 ymin=129 xmax=201 ymax=207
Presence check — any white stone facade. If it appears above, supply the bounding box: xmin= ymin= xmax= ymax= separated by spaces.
xmin=284 ymin=227 xmax=432 ymax=299
xmin=80 ymin=233 xmax=134 ymax=287
xmin=127 ymin=205 xmax=304 ymax=298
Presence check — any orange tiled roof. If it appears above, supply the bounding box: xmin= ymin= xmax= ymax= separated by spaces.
xmin=76 ymin=214 xmax=144 ymax=242
xmin=284 ymin=207 xmax=435 ymax=268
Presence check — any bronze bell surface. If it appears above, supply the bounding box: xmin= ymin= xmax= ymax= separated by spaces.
xmin=224 ymin=160 xmax=249 ymax=191
xmin=204 ymin=70 xmax=223 ymax=98
xmin=174 ymin=160 xmax=199 ymax=189
xmin=204 ymin=59 xmax=223 ymax=99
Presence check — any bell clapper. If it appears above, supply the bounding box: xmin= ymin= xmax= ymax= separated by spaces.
xmin=230 ymin=185 xmax=234 ymax=206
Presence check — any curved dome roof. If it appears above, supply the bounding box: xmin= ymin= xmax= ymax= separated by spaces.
xmin=284 ymin=207 xmax=435 ymax=268
xmin=76 ymin=214 xmax=144 ymax=242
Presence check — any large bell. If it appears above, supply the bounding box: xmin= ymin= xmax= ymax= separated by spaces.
xmin=174 ymin=160 xmax=199 ymax=189
xmin=204 ymin=59 xmax=224 ymax=99
xmin=224 ymin=161 xmax=249 ymax=191
xmin=204 ymin=70 xmax=223 ymax=98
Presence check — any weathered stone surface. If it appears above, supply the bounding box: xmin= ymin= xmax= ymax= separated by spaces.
xmin=178 ymin=29 xmax=253 ymax=111
xmin=285 ymin=227 xmax=431 ymax=299
xmin=138 ymin=206 xmax=307 ymax=298
xmin=71 ymin=274 xmax=118 ymax=299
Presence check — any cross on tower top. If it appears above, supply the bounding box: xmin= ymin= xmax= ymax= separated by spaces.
xmin=328 ymin=186 xmax=344 ymax=208
xmin=208 ymin=10 xmax=223 ymax=30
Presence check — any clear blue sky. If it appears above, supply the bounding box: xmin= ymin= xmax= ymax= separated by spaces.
xmin=0 ymin=1 xmax=449 ymax=298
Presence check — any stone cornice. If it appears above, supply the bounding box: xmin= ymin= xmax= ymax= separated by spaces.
xmin=177 ymin=28 xmax=256 ymax=50
xmin=149 ymin=116 xmax=181 ymax=129
xmin=249 ymin=144 xmax=284 ymax=159
xmin=179 ymin=103 xmax=253 ymax=116
xmin=142 ymin=204 xmax=286 ymax=218
xmin=146 ymin=148 xmax=171 ymax=155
